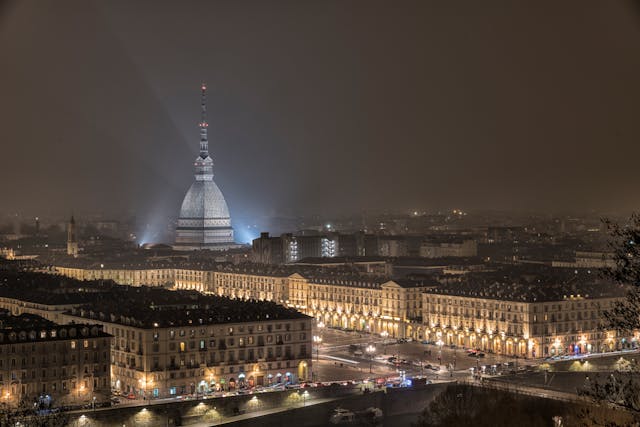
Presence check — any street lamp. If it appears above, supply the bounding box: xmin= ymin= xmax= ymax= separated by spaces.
xmin=299 ymin=390 xmax=309 ymax=407
xmin=381 ymin=331 xmax=389 ymax=353
xmin=436 ymin=340 xmax=443 ymax=366
xmin=366 ymin=345 xmax=376 ymax=374
xmin=313 ymin=335 xmax=322 ymax=361
xmin=139 ymin=375 xmax=153 ymax=403
xmin=77 ymin=383 xmax=85 ymax=404
xmin=317 ymin=320 xmax=325 ymax=338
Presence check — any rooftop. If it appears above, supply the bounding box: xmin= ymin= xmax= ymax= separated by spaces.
xmin=0 ymin=271 xmax=309 ymax=329
xmin=0 ymin=270 xmax=112 ymax=305
xmin=426 ymin=265 xmax=626 ymax=302
xmin=295 ymin=256 xmax=388 ymax=264
xmin=0 ymin=310 xmax=110 ymax=343
xmin=0 ymin=309 xmax=56 ymax=329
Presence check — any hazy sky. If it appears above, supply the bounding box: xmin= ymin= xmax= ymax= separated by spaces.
xmin=1 ymin=0 xmax=639 ymax=221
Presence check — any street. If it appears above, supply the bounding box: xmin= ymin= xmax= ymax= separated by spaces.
xmin=313 ymin=327 xmax=518 ymax=382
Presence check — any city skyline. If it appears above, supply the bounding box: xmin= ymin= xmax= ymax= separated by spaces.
xmin=3 ymin=2 xmax=640 ymax=425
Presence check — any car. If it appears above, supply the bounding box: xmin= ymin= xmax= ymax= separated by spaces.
xmin=477 ymin=353 xmax=486 ymax=358
xmin=110 ymin=397 xmax=121 ymax=405
xmin=467 ymin=352 xmax=477 ymax=357
xmin=387 ymin=357 xmax=397 ymax=363
xmin=353 ymin=350 xmax=364 ymax=357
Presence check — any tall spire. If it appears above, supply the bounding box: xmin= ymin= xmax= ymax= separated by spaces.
xmin=194 ymin=83 xmax=214 ymax=181
xmin=199 ymin=83 xmax=209 ymax=158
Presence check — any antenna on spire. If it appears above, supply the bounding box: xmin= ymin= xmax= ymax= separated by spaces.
xmin=199 ymin=82 xmax=209 ymax=158
xmin=201 ymin=82 xmax=207 ymax=123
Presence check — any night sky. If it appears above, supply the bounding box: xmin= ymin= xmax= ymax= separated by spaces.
xmin=1 ymin=1 xmax=639 ymax=221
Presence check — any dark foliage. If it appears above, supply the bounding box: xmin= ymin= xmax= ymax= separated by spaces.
xmin=601 ymin=214 xmax=640 ymax=332
xmin=576 ymin=214 xmax=640 ymax=421
xmin=413 ymin=385 xmax=562 ymax=427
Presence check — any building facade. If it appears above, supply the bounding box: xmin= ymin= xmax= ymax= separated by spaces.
xmin=50 ymin=263 xmax=636 ymax=358
xmin=421 ymin=289 xmax=629 ymax=359
xmin=62 ymin=310 xmax=312 ymax=398
xmin=419 ymin=239 xmax=477 ymax=258
xmin=0 ymin=275 xmax=312 ymax=400
xmin=54 ymin=264 xmax=430 ymax=340
xmin=0 ymin=316 xmax=111 ymax=408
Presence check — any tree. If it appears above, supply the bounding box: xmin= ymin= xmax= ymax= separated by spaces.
xmin=578 ymin=214 xmax=640 ymax=420
xmin=413 ymin=385 xmax=552 ymax=427
xmin=602 ymin=214 xmax=640 ymax=332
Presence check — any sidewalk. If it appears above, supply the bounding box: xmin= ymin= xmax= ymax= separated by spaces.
xmin=185 ymin=395 xmax=347 ymax=426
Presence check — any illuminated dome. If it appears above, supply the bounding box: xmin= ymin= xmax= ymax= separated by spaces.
xmin=174 ymin=84 xmax=237 ymax=251
xmin=179 ymin=180 xmax=230 ymax=220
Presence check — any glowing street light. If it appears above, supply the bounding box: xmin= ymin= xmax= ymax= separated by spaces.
xmin=366 ymin=345 xmax=376 ymax=373
xmin=381 ymin=331 xmax=389 ymax=352
xmin=139 ymin=375 xmax=153 ymax=402
xmin=313 ymin=335 xmax=323 ymax=361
